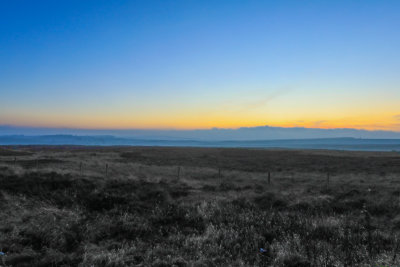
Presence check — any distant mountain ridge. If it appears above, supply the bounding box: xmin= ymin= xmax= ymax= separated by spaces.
xmin=1 ymin=135 xmax=400 ymax=151
xmin=1 ymin=125 xmax=400 ymax=140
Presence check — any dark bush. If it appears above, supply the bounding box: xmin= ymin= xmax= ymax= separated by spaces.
xmin=254 ymin=193 xmax=288 ymax=210
xmin=283 ymin=254 xmax=311 ymax=267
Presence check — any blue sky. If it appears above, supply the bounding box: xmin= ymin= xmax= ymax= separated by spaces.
xmin=1 ymin=0 xmax=400 ymax=130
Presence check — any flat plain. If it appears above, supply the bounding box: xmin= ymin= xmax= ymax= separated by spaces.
xmin=1 ymin=146 xmax=400 ymax=266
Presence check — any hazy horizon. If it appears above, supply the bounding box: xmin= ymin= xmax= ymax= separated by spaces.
xmin=2 ymin=124 xmax=400 ymax=141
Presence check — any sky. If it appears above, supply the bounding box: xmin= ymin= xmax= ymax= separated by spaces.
xmin=1 ymin=0 xmax=400 ymax=131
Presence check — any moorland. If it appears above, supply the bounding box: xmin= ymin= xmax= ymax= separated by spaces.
xmin=1 ymin=146 xmax=400 ymax=266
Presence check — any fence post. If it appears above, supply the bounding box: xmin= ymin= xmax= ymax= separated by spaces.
xmin=80 ymin=162 xmax=82 ymax=176
xmin=268 ymin=171 xmax=271 ymax=185
xmin=218 ymin=168 xmax=221 ymax=179
xmin=106 ymin=164 xmax=108 ymax=177
xmin=14 ymin=157 xmax=16 ymax=165
xmin=398 ymin=190 xmax=400 ymax=207
xmin=326 ymin=172 xmax=330 ymax=188
xmin=36 ymin=159 xmax=38 ymax=169
xmin=177 ymin=166 xmax=181 ymax=180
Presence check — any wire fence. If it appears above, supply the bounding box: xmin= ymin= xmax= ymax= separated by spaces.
xmin=1 ymin=153 xmax=389 ymax=191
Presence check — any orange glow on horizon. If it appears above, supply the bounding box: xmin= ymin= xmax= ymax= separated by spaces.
xmin=2 ymin=112 xmax=400 ymax=132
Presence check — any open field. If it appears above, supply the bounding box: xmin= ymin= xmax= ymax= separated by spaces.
xmin=1 ymin=146 xmax=400 ymax=266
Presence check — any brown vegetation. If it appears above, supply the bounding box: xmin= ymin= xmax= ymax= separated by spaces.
xmin=0 ymin=146 xmax=400 ymax=266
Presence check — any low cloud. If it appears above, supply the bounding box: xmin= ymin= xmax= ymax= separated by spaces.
xmin=312 ymin=120 xmax=327 ymax=127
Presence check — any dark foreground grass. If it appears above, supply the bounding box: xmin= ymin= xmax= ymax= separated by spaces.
xmin=0 ymin=147 xmax=400 ymax=266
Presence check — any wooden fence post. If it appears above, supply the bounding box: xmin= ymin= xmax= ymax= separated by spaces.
xmin=326 ymin=172 xmax=330 ymax=188
xmin=80 ymin=162 xmax=82 ymax=176
xmin=268 ymin=172 xmax=271 ymax=185
xmin=106 ymin=164 xmax=108 ymax=176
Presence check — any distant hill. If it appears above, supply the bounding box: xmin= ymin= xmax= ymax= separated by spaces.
xmin=1 ymin=135 xmax=400 ymax=151
xmin=1 ymin=125 xmax=400 ymax=141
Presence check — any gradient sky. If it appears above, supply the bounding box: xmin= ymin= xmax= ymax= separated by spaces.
xmin=1 ymin=0 xmax=400 ymax=131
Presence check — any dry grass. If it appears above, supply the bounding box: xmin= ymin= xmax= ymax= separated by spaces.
xmin=0 ymin=146 xmax=400 ymax=266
